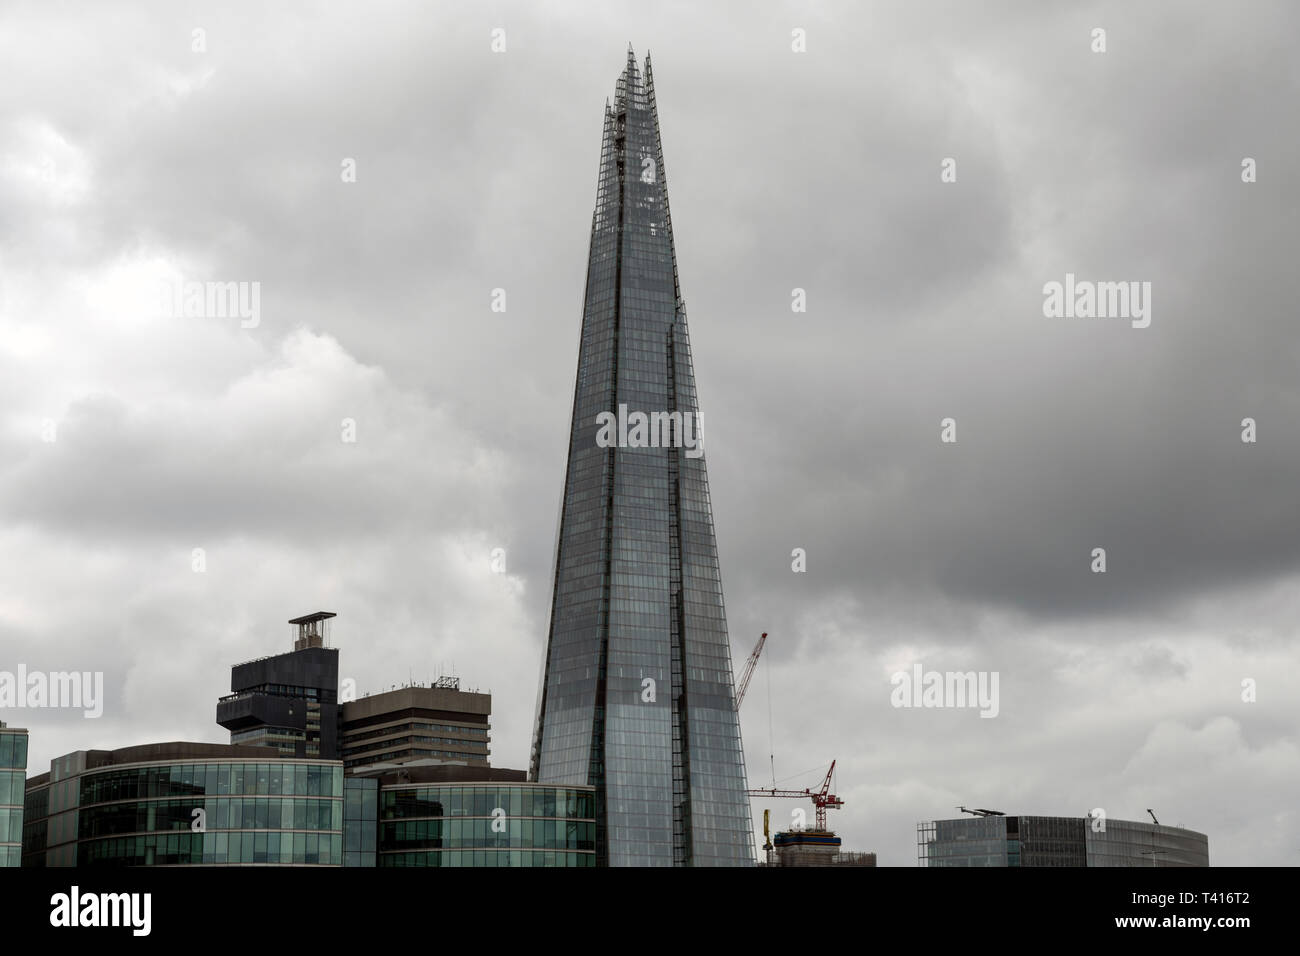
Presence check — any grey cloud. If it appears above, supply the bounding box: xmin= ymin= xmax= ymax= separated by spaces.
xmin=2 ymin=0 xmax=1298 ymax=864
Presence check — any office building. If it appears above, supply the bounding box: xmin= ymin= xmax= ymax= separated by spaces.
xmin=1085 ymin=817 xmax=1211 ymax=867
xmin=366 ymin=764 xmax=596 ymax=867
xmin=530 ymin=48 xmax=754 ymax=867
xmin=19 ymin=740 xmax=591 ymax=868
xmin=216 ymin=611 xmax=341 ymax=759
xmin=23 ymin=742 xmax=346 ymax=867
xmin=0 ymin=722 xmax=27 ymax=867
xmin=341 ymin=679 xmax=491 ymax=773
xmin=917 ymin=813 xmax=1209 ymax=866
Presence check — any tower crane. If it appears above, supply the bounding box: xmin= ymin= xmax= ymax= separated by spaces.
xmin=747 ymin=760 xmax=844 ymax=832
xmin=734 ymin=632 xmax=767 ymax=710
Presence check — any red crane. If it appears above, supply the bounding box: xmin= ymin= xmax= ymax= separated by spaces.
xmin=734 ymin=632 xmax=767 ymax=710
xmin=747 ymin=760 xmax=844 ymax=832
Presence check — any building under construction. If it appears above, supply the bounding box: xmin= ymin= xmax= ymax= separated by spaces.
xmin=750 ymin=761 xmax=875 ymax=866
xmin=736 ymin=638 xmax=876 ymax=867
xmin=767 ymin=826 xmax=876 ymax=867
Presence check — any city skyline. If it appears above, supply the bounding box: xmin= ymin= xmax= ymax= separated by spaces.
xmin=2 ymin=1 xmax=1298 ymax=867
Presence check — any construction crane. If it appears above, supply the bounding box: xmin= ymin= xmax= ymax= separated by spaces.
xmin=958 ymin=806 xmax=1005 ymax=817
xmin=747 ymin=760 xmax=844 ymax=832
xmin=734 ymin=632 xmax=767 ymax=710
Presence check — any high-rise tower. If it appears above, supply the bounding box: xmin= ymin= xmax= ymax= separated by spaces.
xmin=530 ymin=49 xmax=754 ymax=866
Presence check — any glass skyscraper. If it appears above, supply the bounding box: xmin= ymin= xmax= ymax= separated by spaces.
xmin=530 ymin=49 xmax=754 ymax=866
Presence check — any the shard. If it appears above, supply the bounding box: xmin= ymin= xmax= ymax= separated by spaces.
xmin=530 ymin=49 xmax=754 ymax=866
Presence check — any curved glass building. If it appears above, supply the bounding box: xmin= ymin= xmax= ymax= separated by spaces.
xmin=918 ymin=813 xmax=1209 ymax=867
xmin=22 ymin=742 xmax=594 ymax=868
xmin=376 ymin=775 xmax=595 ymax=867
xmin=23 ymin=743 xmax=345 ymax=867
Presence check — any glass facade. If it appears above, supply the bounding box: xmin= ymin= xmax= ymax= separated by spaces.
xmin=23 ymin=757 xmax=345 ymax=867
xmin=920 ymin=815 xmax=1208 ymax=866
xmin=21 ymin=782 xmax=47 ymax=867
xmin=918 ymin=816 xmax=1009 ymax=867
xmin=377 ymin=783 xmax=596 ymax=867
xmin=530 ymin=49 xmax=754 ymax=866
xmin=1086 ymin=818 xmax=1210 ymax=867
xmin=0 ymin=728 xmax=27 ymax=867
xmin=1018 ymin=815 xmax=1086 ymax=866
xmin=344 ymin=776 xmax=378 ymax=867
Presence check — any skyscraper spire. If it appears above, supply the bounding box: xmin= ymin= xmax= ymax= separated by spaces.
xmin=530 ymin=51 xmax=754 ymax=867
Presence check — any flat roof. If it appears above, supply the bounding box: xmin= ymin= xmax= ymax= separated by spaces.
xmin=351 ymin=765 xmax=593 ymax=788
xmin=25 ymin=741 xmax=336 ymax=789
xmin=288 ymin=611 xmax=337 ymax=625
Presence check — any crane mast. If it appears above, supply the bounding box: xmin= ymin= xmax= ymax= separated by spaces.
xmin=734 ymin=632 xmax=767 ymax=709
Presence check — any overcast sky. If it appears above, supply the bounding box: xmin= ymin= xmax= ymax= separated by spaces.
xmin=2 ymin=0 xmax=1298 ymax=866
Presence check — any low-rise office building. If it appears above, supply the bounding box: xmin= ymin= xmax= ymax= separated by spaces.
xmin=21 ymin=742 xmax=593 ymax=868
xmin=340 ymin=681 xmax=491 ymax=772
xmin=364 ymin=764 xmax=595 ymax=867
xmin=214 ymin=613 xmax=492 ymax=773
xmin=917 ymin=813 xmax=1208 ymax=867
xmin=23 ymin=611 xmax=586 ymax=867
xmin=23 ymin=742 xmax=346 ymax=867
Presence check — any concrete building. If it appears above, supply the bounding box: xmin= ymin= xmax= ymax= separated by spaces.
xmin=340 ymin=679 xmax=491 ymax=773
xmin=770 ymin=830 xmax=877 ymax=867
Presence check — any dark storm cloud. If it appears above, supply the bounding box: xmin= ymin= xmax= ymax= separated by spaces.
xmin=1 ymin=0 xmax=1297 ymax=864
